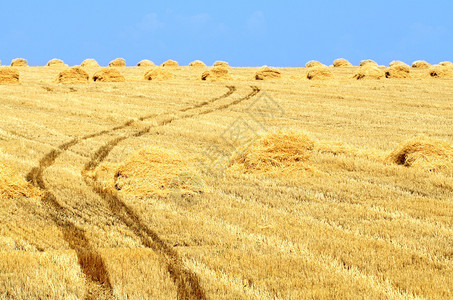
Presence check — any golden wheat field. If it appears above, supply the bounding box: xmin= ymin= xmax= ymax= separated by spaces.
xmin=0 ymin=62 xmax=452 ymax=299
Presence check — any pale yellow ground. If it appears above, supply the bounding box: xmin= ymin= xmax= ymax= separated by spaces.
xmin=0 ymin=65 xmax=452 ymax=299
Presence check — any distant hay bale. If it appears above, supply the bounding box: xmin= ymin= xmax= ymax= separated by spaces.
xmin=353 ymin=65 xmax=385 ymax=80
xmin=114 ymin=147 xmax=205 ymax=198
xmin=229 ymin=129 xmax=316 ymax=175
xmin=389 ymin=61 xmax=409 ymax=67
xmin=56 ymin=66 xmax=89 ymax=84
xmin=144 ymin=68 xmax=175 ymax=81
xmin=137 ymin=59 xmax=155 ymax=67
xmin=108 ymin=58 xmax=126 ymax=67
xmin=360 ymin=60 xmax=378 ymax=67
xmin=385 ymin=64 xmax=411 ymax=78
xmin=0 ymin=161 xmax=40 ymax=199
xmin=10 ymin=58 xmax=28 ymax=67
xmin=46 ymin=58 xmax=67 ymax=67
xmin=201 ymin=66 xmax=232 ymax=81
xmin=0 ymin=67 xmax=20 ymax=84
xmin=213 ymin=61 xmax=229 ymax=67
xmin=189 ymin=60 xmax=206 ymax=67
xmin=305 ymin=61 xmax=325 ymax=68
xmin=81 ymin=59 xmax=100 ymax=67
xmin=385 ymin=136 xmax=453 ymax=173
xmin=306 ymin=66 xmax=334 ymax=80
xmin=333 ymin=58 xmax=352 ymax=67
xmin=161 ymin=60 xmax=179 ymax=67
xmin=411 ymin=60 xmax=431 ymax=69
xmin=255 ymin=66 xmax=282 ymax=80
xmin=439 ymin=61 xmax=453 ymax=67
xmin=92 ymin=68 xmax=125 ymax=82
xmin=428 ymin=65 xmax=453 ymax=78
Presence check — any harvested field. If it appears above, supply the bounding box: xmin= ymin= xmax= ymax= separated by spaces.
xmin=1 ymin=64 xmax=452 ymax=299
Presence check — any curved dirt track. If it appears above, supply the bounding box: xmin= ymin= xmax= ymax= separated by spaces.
xmin=26 ymin=85 xmax=260 ymax=299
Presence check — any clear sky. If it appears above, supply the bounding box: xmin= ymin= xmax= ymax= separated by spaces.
xmin=1 ymin=0 xmax=452 ymax=67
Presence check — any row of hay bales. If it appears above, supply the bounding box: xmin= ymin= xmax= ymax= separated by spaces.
xmin=2 ymin=63 xmax=453 ymax=84
xmin=2 ymin=131 xmax=452 ymax=200
xmin=1 ymin=58 xmax=231 ymax=68
xmin=4 ymin=57 xmax=451 ymax=68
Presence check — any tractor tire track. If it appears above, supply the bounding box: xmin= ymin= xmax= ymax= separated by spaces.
xmin=81 ymin=86 xmax=260 ymax=299
xmin=25 ymin=86 xmax=236 ymax=299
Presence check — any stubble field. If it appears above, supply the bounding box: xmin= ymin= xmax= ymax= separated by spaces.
xmin=0 ymin=64 xmax=452 ymax=299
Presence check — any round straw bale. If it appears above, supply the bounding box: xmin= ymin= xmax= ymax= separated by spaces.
xmin=439 ymin=61 xmax=453 ymax=67
xmin=360 ymin=59 xmax=378 ymax=67
xmin=137 ymin=59 xmax=155 ymax=67
xmin=333 ymin=58 xmax=352 ymax=67
xmin=385 ymin=64 xmax=411 ymax=78
xmin=213 ymin=61 xmax=229 ymax=67
xmin=92 ymin=68 xmax=125 ymax=82
xmin=229 ymin=129 xmax=315 ymax=174
xmin=56 ymin=66 xmax=89 ymax=84
xmin=255 ymin=66 xmax=282 ymax=80
xmin=385 ymin=136 xmax=453 ymax=172
xmin=353 ymin=65 xmax=385 ymax=80
xmin=306 ymin=66 xmax=334 ymax=80
xmin=0 ymin=161 xmax=40 ymax=199
xmin=10 ymin=58 xmax=28 ymax=67
xmin=114 ymin=147 xmax=204 ymax=198
xmin=109 ymin=58 xmax=126 ymax=67
xmin=144 ymin=68 xmax=175 ymax=81
xmin=305 ymin=60 xmax=325 ymax=68
xmin=81 ymin=59 xmax=100 ymax=67
xmin=201 ymin=66 xmax=232 ymax=81
xmin=161 ymin=60 xmax=179 ymax=67
xmin=411 ymin=60 xmax=431 ymax=69
xmin=389 ymin=60 xmax=409 ymax=67
xmin=0 ymin=67 xmax=20 ymax=84
xmin=428 ymin=65 xmax=453 ymax=78
xmin=46 ymin=58 xmax=67 ymax=67
xmin=189 ymin=60 xmax=207 ymax=67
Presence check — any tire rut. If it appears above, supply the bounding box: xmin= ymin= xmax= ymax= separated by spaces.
xmin=25 ymin=86 xmax=236 ymax=299
xmin=81 ymin=86 xmax=260 ymax=299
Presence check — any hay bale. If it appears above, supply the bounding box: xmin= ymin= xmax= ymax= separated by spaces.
xmin=0 ymin=161 xmax=39 ymax=199
xmin=161 ymin=60 xmax=179 ymax=67
xmin=137 ymin=59 xmax=155 ymax=67
xmin=114 ymin=147 xmax=204 ymax=198
xmin=229 ymin=129 xmax=315 ymax=174
xmin=144 ymin=68 xmax=175 ymax=81
xmin=385 ymin=136 xmax=453 ymax=172
xmin=81 ymin=59 xmax=100 ymax=67
xmin=46 ymin=58 xmax=67 ymax=67
xmin=428 ymin=65 xmax=453 ymax=78
xmin=189 ymin=60 xmax=207 ymax=67
xmin=411 ymin=60 xmax=431 ymax=69
xmin=109 ymin=58 xmax=126 ymax=67
xmin=10 ymin=58 xmax=28 ymax=67
xmin=0 ymin=67 xmax=20 ymax=84
xmin=92 ymin=68 xmax=125 ymax=82
xmin=360 ymin=60 xmax=378 ymax=67
xmin=353 ymin=65 xmax=385 ymax=80
xmin=439 ymin=61 xmax=453 ymax=67
xmin=201 ymin=66 xmax=232 ymax=81
xmin=213 ymin=61 xmax=229 ymax=67
xmin=255 ymin=66 xmax=282 ymax=80
xmin=305 ymin=61 xmax=325 ymax=68
xmin=333 ymin=58 xmax=352 ymax=67
xmin=56 ymin=67 xmax=89 ymax=84
xmin=306 ymin=66 xmax=334 ymax=80
xmin=385 ymin=64 xmax=411 ymax=78
xmin=389 ymin=60 xmax=409 ymax=67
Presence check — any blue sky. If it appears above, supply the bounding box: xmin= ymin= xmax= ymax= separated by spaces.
xmin=1 ymin=0 xmax=452 ymax=67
